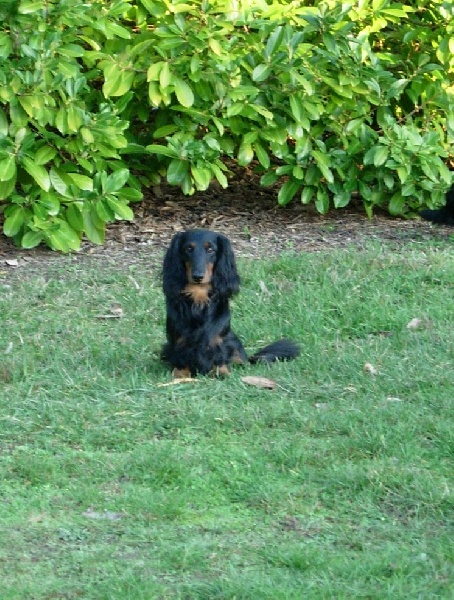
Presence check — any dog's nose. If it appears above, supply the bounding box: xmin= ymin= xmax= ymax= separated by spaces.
xmin=192 ymin=274 xmax=204 ymax=283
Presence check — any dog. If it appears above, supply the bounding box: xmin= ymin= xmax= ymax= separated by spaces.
xmin=161 ymin=229 xmax=300 ymax=377
xmin=420 ymin=184 xmax=454 ymax=225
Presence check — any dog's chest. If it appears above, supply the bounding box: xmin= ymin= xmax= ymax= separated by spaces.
xmin=182 ymin=283 xmax=212 ymax=305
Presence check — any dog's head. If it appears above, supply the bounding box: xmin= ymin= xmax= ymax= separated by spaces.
xmin=163 ymin=229 xmax=240 ymax=300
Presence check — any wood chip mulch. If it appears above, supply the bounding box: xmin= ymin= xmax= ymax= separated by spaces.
xmin=0 ymin=167 xmax=452 ymax=276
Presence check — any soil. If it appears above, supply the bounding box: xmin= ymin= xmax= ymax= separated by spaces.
xmin=0 ymin=167 xmax=452 ymax=276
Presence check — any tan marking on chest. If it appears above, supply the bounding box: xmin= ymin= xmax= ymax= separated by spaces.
xmin=183 ymin=283 xmax=212 ymax=305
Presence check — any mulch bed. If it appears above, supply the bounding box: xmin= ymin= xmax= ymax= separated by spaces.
xmin=0 ymin=167 xmax=452 ymax=275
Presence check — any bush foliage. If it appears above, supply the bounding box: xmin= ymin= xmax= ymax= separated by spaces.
xmin=0 ymin=0 xmax=453 ymax=250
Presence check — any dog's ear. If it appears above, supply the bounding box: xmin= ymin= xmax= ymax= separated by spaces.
xmin=213 ymin=234 xmax=240 ymax=297
xmin=162 ymin=232 xmax=187 ymax=298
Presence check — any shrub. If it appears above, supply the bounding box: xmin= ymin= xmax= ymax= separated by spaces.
xmin=0 ymin=0 xmax=142 ymax=251
xmin=0 ymin=0 xmax=453 ymax=250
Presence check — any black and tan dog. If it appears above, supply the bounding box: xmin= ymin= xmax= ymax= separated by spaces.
xmin=161 ymin=229 xmax=299 ymax=377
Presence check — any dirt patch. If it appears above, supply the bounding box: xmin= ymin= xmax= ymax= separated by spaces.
xmin=1 ymin=167 xmax=452 ymax=276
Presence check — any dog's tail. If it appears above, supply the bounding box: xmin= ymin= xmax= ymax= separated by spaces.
xmin=420 ymin=185 xmax=454 ymax=225
xmin=248 ymin=338 xmax=300 ymax=364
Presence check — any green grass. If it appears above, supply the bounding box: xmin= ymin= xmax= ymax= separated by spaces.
xmin=0 ymin=243 xmax=453 ymax=599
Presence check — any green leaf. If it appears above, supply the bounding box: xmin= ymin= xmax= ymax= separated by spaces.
xmin=148 ymin=82 xmax=162 ymax=107
xmin=302 ymin=100 xmax=321 ymax=120
xmin=211 ymin=163 xmax=228 ymax=189
xmin=388 ymin=192 xmax=405 ymax=216
xmin=66 ymin=203 xmax=84 ymax=232
xmin=387 ymin=79 xmax=408 ymax=99
xmin=105 ymin=21 xmax=131 ymax=40
xmin=181 ymin=173 xmax=194 ymax=195
xmin=397 ymin=166 xmax=409 ymax=184
xmin=103 ymin=64 xmax=134 ymax=98
xmin=57 ymin=60 xmax=80 ymax=79
xmin=46 ymin=220 xmax=81 ymax=252
xmin=106 ymin=196 xmax=134 ymax=220
xmin=345 ymin=118 xmax=364 ymax=134
xmin=35 ymin=145 xmax=57 ymax=166
xmin=238 ymin=142 xmax=254 ymax=166
xmin=9 ymin=103 xmax=28 ymax=128
xmin=68 ymin=173 xmax=93 ymax=191
xmin=438 ymin=161 xmax=452 ymax=186
xmin=119 ymin=188 xmax=143 ymax=202
xmin=260 ymin=171 xmax=278 ymax=187
xmin=153 ymin=125 xmax=179 ymax=138
xmin=294 ymin=73 xmax=314 ymax=95
xmin=191 ymin=166 xmax=212 ymax=190
xmin=160 ymin=62 xmax=172 ymax=89
xmin=112 ymin=71 xmax=135 ymax=97
xmin=18 ymin=96 xmax=37 ymax=118
xmin=0 ymin=109 xmax=8 ymax=136
xmin=278 ymin=179 xmax=300 ymax=206
xmin=80 ymin=127 xmax=95 ymax=144
xmin=66 ymin=105 xmax=83 ymax=131
xmin=55 ymin=107 xmax=68 ymax=134
xmin=301 ymin=186 xmax=314 ymax=205
xmin=58 ymin=44 xmax=85 ymax=58
xmin=50 ymin=168 xmax=69 ymax=195
xmin=226 ymin=103 xmax=244 ymax=117
xmin=39 ymin=192 xmax=60 ymax=216
xmin=211 ymin=117 xmax=224 ymax=136
xmin=292 ymin=165 xmax=305 ymax=180
xmin=290 ymin=96 xmax=304 ymax=123
xmin=208 ymin=38 xmax=222 ymax=56
xmin=311 ymin=151 xmax=334 ymax=183
xmin=94 ymin=199 xmax=115 ymax=222
xmin=252 ymin=64 xmax=271 ymax=82
xmin=3 ymin=206 xmax=24 ymax=236
xmin=129 ymin=40 xmax=154 ymax=59
xmin=173 ymin=3 xmax=193 ymax=13
xmin=0 ymin=155 xmax=16 ymax=181
xmin=21 ymin=230 xmax=44 ymax=249
xmin=315 ymin=188 xmax=329 ymax=214
xmin=250 ymin=104 xmax=274 ymax=120
xmin=167 ymin=158 xmax=188 ymax=185
xmin=358 ymin=181 xmax=372 ymax=201
xmin=18 ymin=0 xmax=44 ymax=14
xmin=254 ymin=142 xmax=270 ymax=169
xmin=363 ymin=147 xmax=376 ymax=166
xmin=147 ymin=61 xmax=164 ymax=82
xmin=82 ymin=209 xmax=105 ymax=245
xmin=374 ymin=146 xmax=389 ymax=167
xmin=0 ymin=177 xmax=16 ymax=199
xmin=146 ymin=144 xmax=178 ymax=158
xmin=22 ymin=157 xmax=50 ymax=191
xmin=265 ymin=26 xmax=284 ymax=59
xmin=104 ymin=168 xmax=130 ymax=194
xmin=333 ymin=190 xmax=351 ymax=208
xmin=102 ymin=63 xmax=120 ymax=97
xmin=173 ymin=77 xmax=194 ymax=108
xmin=243 ymin=131 xmax=258 ymax=145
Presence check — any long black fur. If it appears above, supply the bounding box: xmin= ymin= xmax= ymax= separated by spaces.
xmin=161 ymin=229 xmax=300 ymax=376
xmin=420 ymin=184 xmax=454 ymax=225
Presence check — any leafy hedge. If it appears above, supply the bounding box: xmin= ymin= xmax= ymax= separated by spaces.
xmin=1 ymin=0 xmax=453 ymax=250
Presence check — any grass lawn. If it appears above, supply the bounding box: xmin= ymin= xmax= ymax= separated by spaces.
xmin=0 ymin=241 xmax=453 ymax=599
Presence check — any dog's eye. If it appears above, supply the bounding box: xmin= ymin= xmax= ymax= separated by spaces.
xmin=206 ymin=246 xmax=215 ymax=254
xmin=184 ymin=245 xmax=194 ymax=254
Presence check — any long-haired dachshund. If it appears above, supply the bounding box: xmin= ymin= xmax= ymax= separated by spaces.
xmin=161 ymin=229 xmax=300 ymax=377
